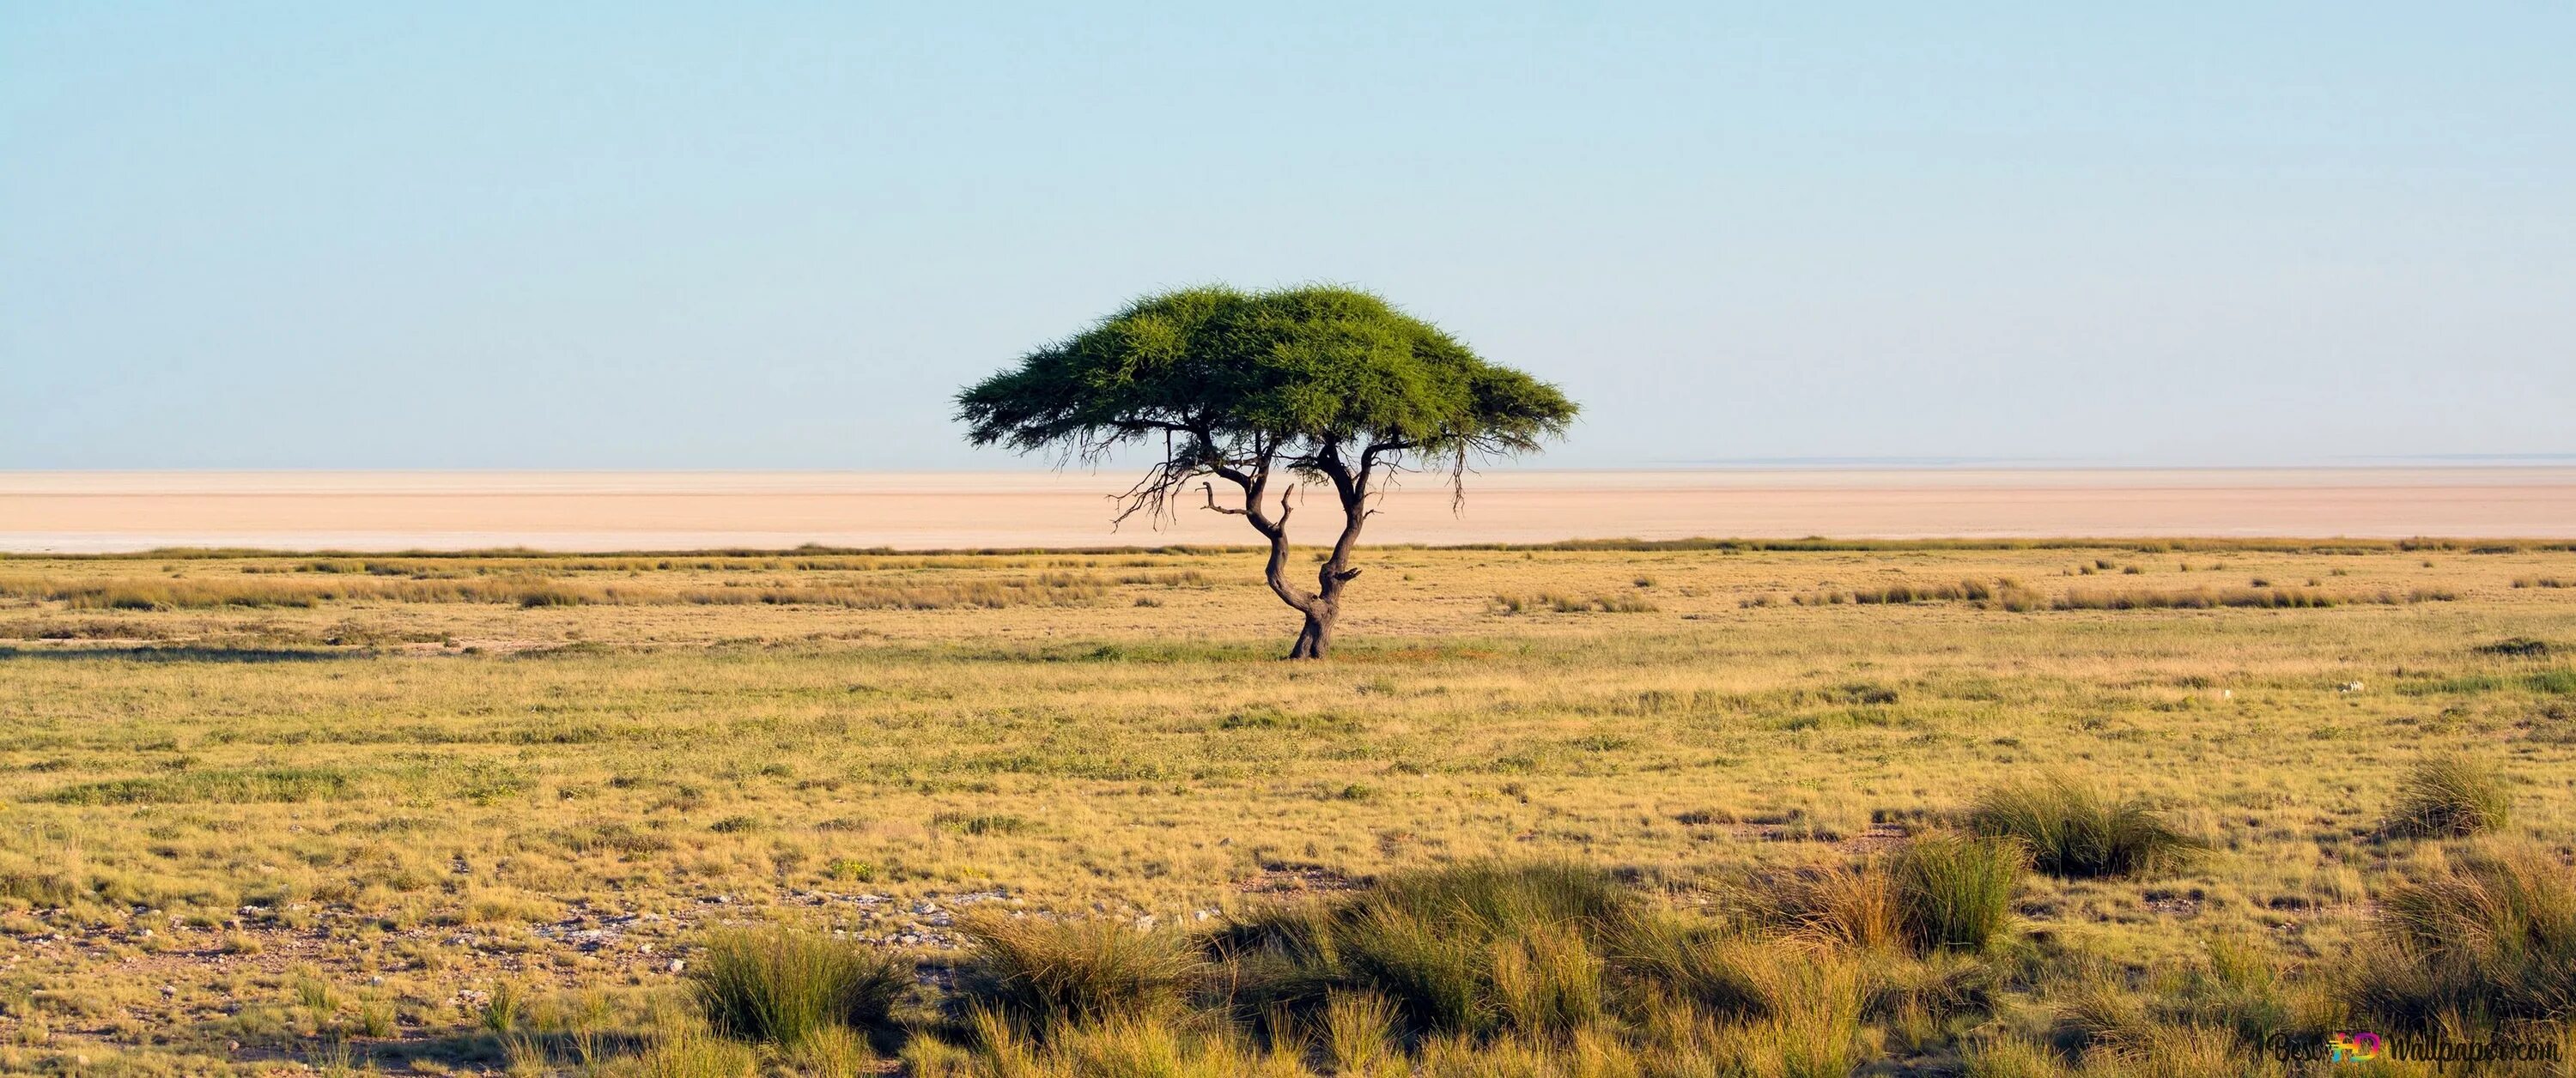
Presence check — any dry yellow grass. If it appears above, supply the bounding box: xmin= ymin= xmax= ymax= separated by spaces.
xmin=0 ymin=542 xmax=2570 ymax=1074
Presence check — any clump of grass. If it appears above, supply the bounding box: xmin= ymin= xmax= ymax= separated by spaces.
xmin=1863 ymin=950 xmax=2000 ymax=1051
xmin=2051 ymin=585 xmax=2438 ymax=610
xmin=1319 ymin=990 xmax=1398 ymax=1072
xmin=2381 ymin=754 xmax=2512 ymax=838
xmin=1966 ymin=778 xmax=2199 ymax=878
xmin=1990 ymin=583 xmax=2048 ymax=611
xmin=0 ymin=863 xmax=85 ymax=906
xmin=1733 ymin=838 xmax=2021 ymax=956
xmin=1714 ymin=951 xmax=1866 ymax=1077
xmin=1959 ymin=1034 xmax=2073 ymax=1077
xmin=292 ymin=968 xmax=339 ymax=1014
xmin=618 ymin=1008 xmax=762 ymax=1078
xmin=1216 ymin=861 xmax=1636 ymax=1039
xmin=1796 ymin=579 xmax=1996 ymax=606
xmin=355 ymin=1000 xmax=395 ymax=1039
xmin=677 ymin=576 xmax=1103 ymax=610
xmin=690 ymin=929 xmax=907 ymax=1048
xmin=1888 ymin=834 xmax=2022 ymax=953
xmin=931 ymin=812 xmax=1030 ymax=836
xmin=1492 ymin=592 xmax=1659 ymax=614
xmin=2514 ymin=576 xmax=2573 ymax=589
xmin=956 ymin=914 xmax=1200 ymax=1033
xmin=480 ymin=979 xmax=526 ymax=1033
xmin=2351 ymin=845 xmax=2576 ymax=1027
xmin=2477 ymin=637 xmax=2553 ymax=658
xmin=1744 ymin=863 xmax=1903 ymax=953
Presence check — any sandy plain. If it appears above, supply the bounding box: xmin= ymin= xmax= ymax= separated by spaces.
xmin=1 ymin=467 xmax=2570 ymax=552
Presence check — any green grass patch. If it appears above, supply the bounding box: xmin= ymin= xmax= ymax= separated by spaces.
xmin=43 ymin=766 xmax=358 ymax=805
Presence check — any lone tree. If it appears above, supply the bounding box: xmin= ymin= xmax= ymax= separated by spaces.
xmin=958 ymin=285 xmax=1577 ymax=657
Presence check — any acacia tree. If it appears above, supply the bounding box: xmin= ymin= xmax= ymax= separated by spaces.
xmin=958 ymin=285 xmax=1577 ymax=658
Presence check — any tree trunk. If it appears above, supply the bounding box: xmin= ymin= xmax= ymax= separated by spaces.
xmin=1289 ymin=604 xmax=1338 ymax=659
xmin=1211 ymin=444 xmax=1375 ymax=660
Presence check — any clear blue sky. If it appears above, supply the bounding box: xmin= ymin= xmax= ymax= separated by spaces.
xmin=4 ymin=3 xmax=2569 ymax=469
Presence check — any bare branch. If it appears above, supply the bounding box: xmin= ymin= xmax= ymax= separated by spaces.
xmin=1199 ymin=482 xmax=1248 ymax=516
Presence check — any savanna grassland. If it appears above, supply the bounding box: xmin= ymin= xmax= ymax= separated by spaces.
xmin=3 ymin=541 xmax=2574 ymax=1076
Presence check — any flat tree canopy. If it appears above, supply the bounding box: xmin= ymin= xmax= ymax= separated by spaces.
xmin=958 ymin=285 xmax=1577 ymax=657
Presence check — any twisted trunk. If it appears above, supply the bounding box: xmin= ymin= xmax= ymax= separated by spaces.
xmin=1206 ymin=439 xmax=1389 ymax=660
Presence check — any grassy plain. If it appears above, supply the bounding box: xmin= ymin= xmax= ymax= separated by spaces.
xmin=1 ymin=541 xmax=2573 ymax=1075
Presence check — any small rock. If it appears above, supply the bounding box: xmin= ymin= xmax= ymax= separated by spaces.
xmin=667 ymin=959 xmax=686 ymax=973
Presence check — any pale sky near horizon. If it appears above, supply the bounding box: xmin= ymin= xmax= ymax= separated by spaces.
xmin=3 ymin=3 xmax=2570 ymax=471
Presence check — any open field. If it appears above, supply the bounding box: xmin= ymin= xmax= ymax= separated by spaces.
xmin=3 ymin=541 xmax=2575 ymax=1075
xmin=6 ymin=468 xmax=2575 ymax=552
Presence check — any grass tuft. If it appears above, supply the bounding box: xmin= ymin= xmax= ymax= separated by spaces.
xmin=1889 ymin=834 xmax=2022 ymax=953
xmin=1967 ymin=777 xmax=2199 ymax=878
xmin=689 ymin=928 xmax=907 ymax=1048
xmin=2381 ymin=754 xmax=2512 ymax=838
xmin=956 ymin=913 xmax=1200 ymax=1033
xmin=2052 ymin=585 xmax=2442 ymax=609
xmin=2353 ymin=845 xmax=2576 ymax=1028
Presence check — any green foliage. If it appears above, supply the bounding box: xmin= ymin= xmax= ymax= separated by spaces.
xmin=957 ymin=285 xmax=1575 ymax=469
xmin=690 ymin=929 xmax=908 ymax=1048
xmin=2382 ymin=754 xmax=2512 ymax=838
xmin=1967 ymin=778 xmax=2200 ymax=878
